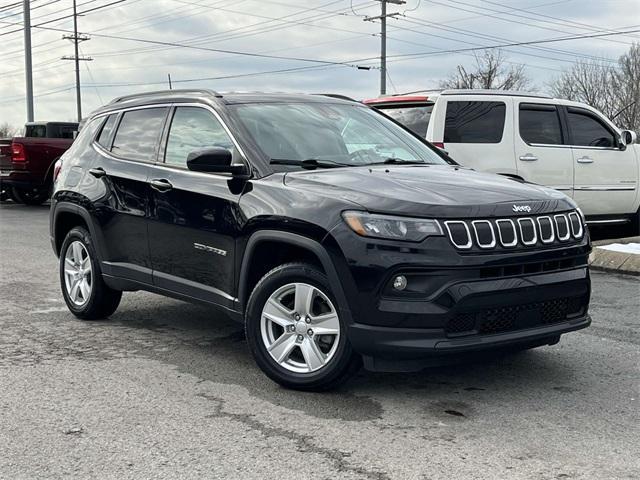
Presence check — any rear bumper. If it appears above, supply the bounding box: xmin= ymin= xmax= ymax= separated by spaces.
xmin=0 ymin=169 xmax=44 ymax=189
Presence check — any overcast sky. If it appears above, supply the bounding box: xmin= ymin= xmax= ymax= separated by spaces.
xmin=1 ymin=0 xmax=639 ymax=127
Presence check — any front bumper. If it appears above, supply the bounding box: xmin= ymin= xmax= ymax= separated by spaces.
xmin=347 ymin=268 xmax=590 ymax=359
xmin=326 ymin=222 xmax=592 ymax=369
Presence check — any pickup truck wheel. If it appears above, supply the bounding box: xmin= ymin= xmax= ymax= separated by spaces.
xmin=245 ymin=263 xmax=361 ymax=391
xmin=11 ymin=186 xmax=49 ymax=205
xmin=60 ymin=227 xmax=122 ymax=320
xmin=631 ymin=208 xmax=640 ymax=236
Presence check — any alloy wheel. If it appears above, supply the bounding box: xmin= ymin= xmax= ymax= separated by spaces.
xmin=63 ymin=240 xmax=93 ymax=306
xmin=260 ymin=282 xmax=341 ymax=373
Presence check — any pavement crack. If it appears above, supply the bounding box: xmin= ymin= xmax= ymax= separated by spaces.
xmin=198 ymin=393 xmax=391 ymax=480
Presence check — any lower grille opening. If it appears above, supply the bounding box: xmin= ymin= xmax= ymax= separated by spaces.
xmin=446 ymin=295 xmax=587 ymax=336
xmin=479 ymin=257 xmax=583 ymax=279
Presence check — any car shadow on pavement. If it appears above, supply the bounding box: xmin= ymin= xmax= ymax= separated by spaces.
xmin=102 ymin=296 xmax=579 ymax=423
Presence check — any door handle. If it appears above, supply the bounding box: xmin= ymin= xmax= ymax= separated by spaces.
xmin=577 ymin=156 xmax=594 ymax=164
xmin=88 ymin=167 xmax=106 ymax=178
xmin=519 ymin=153 xmax=538 ymax=162
xmin=150 ymin=178 xmax=173 ymax=192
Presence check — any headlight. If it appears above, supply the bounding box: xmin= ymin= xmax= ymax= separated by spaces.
xmin=342 ymin=211 xmax=443 ymax=242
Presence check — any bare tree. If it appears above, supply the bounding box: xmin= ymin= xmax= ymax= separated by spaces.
xmin=440 ymin=50 xmax=531 ymax=90
xmin=549 ymin=60 xmax=618 ymax=120
xmin=549 ymin=43 xmax=640 ymax=131
xmin=0 ymin=122 xmax=19 ymax=138
xmin=611 ymin=43 xmax=640 ymax=132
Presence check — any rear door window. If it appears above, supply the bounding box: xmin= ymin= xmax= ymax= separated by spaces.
xmin=111 ymin=107 xmax=168 ymax=161
xmin=444 ymin=101 xmax=506 ymax=143
xmin=519 ymin=103 xmax=564 ymax=145
xmin=376 ymin=104 xmax=433 ymax=137
xmin=566 ymin=108 xmax=616 ymax=148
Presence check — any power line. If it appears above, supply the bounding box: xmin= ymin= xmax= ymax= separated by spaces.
xmin=479 ymin=0 xmax=640 ymax=41
xmin=381 ymin=27 xmax=640 ymax=64
xmin=424 ymin=0 xmax=637 ymax=46
xmin=395 ymin=15 xmax=618 ymax=66
xmin=0 ymin=0 xmax=126 ymax=36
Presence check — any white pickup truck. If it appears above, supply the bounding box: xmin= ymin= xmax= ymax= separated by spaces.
xmin=365 ymin=89 xmax=639 ymax=233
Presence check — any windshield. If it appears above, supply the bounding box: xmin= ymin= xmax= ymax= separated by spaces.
xmin=232 ymin=102 xmax=447 ymax=168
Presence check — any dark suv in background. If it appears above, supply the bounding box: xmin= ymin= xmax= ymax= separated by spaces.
xmin=50 ymin=90 xmax=591 ymax=390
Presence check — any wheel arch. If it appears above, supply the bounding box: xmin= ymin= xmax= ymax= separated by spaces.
xmin=237 ymin=230 xmax=353 ymax=324
xmin=52 ymin=202 xmax=101 ymax=257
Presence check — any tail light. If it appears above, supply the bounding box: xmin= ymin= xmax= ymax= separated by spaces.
xmin=432 ymin=142 xmax=445 ymax=149
xmin=11 ymin=142 xmax=26 ymax=162
xmin=53 ymin=158 xmax=63 ymax=182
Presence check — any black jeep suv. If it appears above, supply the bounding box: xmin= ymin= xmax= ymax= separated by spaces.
xmin=50 ymin=90 xmax=591 ymax=390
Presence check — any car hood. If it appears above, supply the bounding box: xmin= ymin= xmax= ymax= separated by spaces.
xmin=283 ymin=165 xmax=574 ymax=218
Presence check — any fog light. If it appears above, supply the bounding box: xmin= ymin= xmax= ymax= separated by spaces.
xmin=393 ymin=275 xmax=407 ymax=291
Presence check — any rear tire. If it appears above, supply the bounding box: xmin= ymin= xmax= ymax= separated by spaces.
xmin=11 ymin=185 xmax=49 ymax=205
xmin=59 ymin=226 xmax=122 ymax=320
xmin=245 ymin=262 xmax=361 ymax=391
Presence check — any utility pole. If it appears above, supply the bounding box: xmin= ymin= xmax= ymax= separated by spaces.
xmin=62 ymin=0 xmax=92 ymax=122
xmin=23 ymin=0 xmax=34 ymax=122
xmin=364 ymin=0 xmax=405 ymax=96
xmin=168 ymin=73 xmax=173 ymax=90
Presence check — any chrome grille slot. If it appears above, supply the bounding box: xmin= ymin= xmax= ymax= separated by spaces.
xmin=554 ymin=214 xmax=570 ymax=241
xmin=517 ymin=218 xmax=537 ymax=246
xmin=537 ymin=216 xmax=555 ymax=244
xmin=568 ymin=212 xmax=583 ymax=239
xmin=444 ymin=221 xmax=472 ymax=249
xmin=471 ymin=220 xmax=496 ymax=249
xmin=496 ymin=219 xmax=517 ymax=247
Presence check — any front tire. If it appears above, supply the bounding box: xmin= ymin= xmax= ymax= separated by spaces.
xmin=245 ymin=263 xmax=361 ymax=391
xmin=59 ymin=226 xmax=122 ymax=320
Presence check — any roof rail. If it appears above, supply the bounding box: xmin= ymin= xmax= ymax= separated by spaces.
xmin=440 ymin=89 xmax=552 ymax=99
xmin=313 ymin=93 xmax=359 ymax=102
xmin=108 ymin=89 xmax=223 ymax=104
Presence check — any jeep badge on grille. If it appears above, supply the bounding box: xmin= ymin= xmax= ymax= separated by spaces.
xmin=512 ymin=205 xmax=532 ymax=213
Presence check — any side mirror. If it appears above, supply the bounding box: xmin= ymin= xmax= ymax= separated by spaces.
xmin=621 ymin=130 xmax=637 ymax=146
xmin=186 ymin=147 xmax=245 ymax=175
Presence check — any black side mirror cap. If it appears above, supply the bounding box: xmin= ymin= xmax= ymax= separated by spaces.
xmin=186 ymin=147 xmax=246 ymax=175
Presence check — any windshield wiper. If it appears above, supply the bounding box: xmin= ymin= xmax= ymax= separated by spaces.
xmin=371 ymin=158 xmax=426 ymax=165
xmin=270 ymin=158 xmax=351 ymax=170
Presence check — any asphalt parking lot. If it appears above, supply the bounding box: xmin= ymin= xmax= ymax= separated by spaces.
xmin=1 ymin=202 xmax=638 ymax=480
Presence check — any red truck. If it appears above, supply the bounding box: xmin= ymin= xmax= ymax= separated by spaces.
xmin=0 ymin=121 xmax=78 ymax=205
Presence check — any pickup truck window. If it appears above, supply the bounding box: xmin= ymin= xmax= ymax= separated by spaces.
xmin=444 ymin=101 xmax=506 ymax=144
xmin=519 ymin=104 xmax=563 ymax=145
xmin=377 ymin=105 xmax=433 ymax=137
xmin=111 ymin=107 xmax=168 ymax=162
xmin=25 ymin=125 xmax=46 ymax=138
xmin=567 ymin=108 xmax=616 ymax=148
xmin=96 ymin=114 xmax=118 ymax=149
xmin=164 ymin=107 xmax=235 ymax=167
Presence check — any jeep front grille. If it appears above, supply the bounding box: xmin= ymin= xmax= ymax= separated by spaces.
xmin=444 ymin=211 xmax=583 ymax=251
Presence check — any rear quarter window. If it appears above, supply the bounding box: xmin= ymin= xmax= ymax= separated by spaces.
xmin=443 ymin=101 xmax=506 ymax=143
